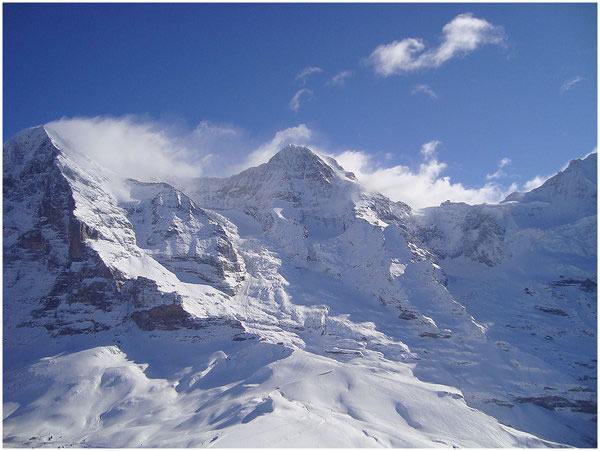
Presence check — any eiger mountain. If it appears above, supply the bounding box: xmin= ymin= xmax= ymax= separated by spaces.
xmin=3 ymin=126 xmax=597 ymax=447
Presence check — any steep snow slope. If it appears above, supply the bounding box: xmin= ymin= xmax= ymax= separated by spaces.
xmin=3 ymin=127 xmax=594 ymax=447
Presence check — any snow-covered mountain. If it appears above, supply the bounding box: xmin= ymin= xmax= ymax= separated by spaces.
xmin=3 ymin=126 xmax=596 ymax=447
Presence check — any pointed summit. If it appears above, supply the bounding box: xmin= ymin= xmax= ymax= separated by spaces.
xmin=266 ymin=144 xmax=336 ymax=183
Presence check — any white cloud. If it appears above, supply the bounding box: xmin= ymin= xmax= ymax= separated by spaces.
xmin=330 ymin=70 xmax=354 ymax=86
xmin=367 ymin=13 xmax=504 ymax=76
xmin=235 ymin=124 xmax=313 ymax=172
xmin=289 ymin=89 xmax=313 ymax=112
xmin=332 ymin=144 xmax=516 ymax=210
xmin=560 ymin=76 xmax=584 ymax=93
xmin=295 ymin=66 xmax=322 ymax=84
xmin=499 ymin=157 xmax=511 ymax=168
xmin=411 ymin=84 xmax=438 ymax=99
xmin=522 ymin=175 xmax=550 ymax=192
xmin=420 ymin=140 xmax=440 ymax=159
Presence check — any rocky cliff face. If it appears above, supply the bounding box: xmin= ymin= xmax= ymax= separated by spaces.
xmin=3 ymin=127 xmax=244 ymax=339
xmin=3 ymin=127 xmax=596 ymax=447
xmin=3 ymin=128 xmax=121 ymax=336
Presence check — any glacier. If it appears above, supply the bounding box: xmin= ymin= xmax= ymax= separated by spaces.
xmin=3 ymin=126 xmax=596 ymax=447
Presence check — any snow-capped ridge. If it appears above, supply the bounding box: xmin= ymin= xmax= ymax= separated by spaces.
xmin=3 ymin=125 xmax=596 ymax=447
xmin=503 ymin=152 xmax=597 ymax=206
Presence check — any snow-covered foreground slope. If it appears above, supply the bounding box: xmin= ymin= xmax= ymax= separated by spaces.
xmin=3 ymin=126 xmax=595 ymax=447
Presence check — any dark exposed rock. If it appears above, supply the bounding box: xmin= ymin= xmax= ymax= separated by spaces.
xmin=514 ymin=395 xmax=597 ymax=414
xmin=399 ymin=310 xmax=418 ymax=320
xmin=131 ymin=304 xmax=243 ymax=332
xmin=574 ymin=361 xmax=596 ymax=369
xmin=551 ymin=278 xmax=597 ymax=293
xmin=568 ymin=387 xmax=595 ymax=393
xmin=131 ymin=304 xmax=196 ymax=331
xmin=535 ymin=305 xmax=569 ymax=316
xmin=420 ymin=332 xmax=452 ymax=339
xmin=484 ymin=398 xmax=515 ymax=408
xmin=16 ymin=229 xmax=48 ymax=254
xmin=121 ymin=277 xmax=180 ymax=310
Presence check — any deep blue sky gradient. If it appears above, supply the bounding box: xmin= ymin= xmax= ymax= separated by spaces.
xmin=3 ymin=3 xmax=597 ymax=188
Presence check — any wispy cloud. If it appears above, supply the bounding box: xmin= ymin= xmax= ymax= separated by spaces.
xmin=295 ymin=66 xmax=322 ymax=84
xmin=486 ymin=157 xmax=511 ymax=180
xmin=330 ymin=70 xmax=354 ymax=86
xmin=411 ymin=84 xmax=438 ymax=99
xmin=332 ymin=143 xmax=516 ymax=209
xmin=367 ymin=13 xmax=504 ymax=76
xmin=560 ymin=76 xmax=584 ymax=93
xmin=289 ymin=89 xmax=313 ymax=112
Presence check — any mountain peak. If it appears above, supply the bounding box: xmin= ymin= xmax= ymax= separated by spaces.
xmin=503 ymin=152 xmax=597 ymax=207
xmin=268 ymin=144 xmax=324 ymax=167
xmin=264 ymin=144 xmax=336 ymax=182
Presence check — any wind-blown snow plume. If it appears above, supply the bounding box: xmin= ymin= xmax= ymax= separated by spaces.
xmin=45 ymin=116 xmax=206 ymax=182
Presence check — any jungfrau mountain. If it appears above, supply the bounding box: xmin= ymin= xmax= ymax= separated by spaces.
xmin=3 ymin=126 xmax=597 ymax=447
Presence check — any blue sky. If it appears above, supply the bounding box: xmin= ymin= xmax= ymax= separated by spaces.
xmin=3 ymin=3 xmax=597 ymax=208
